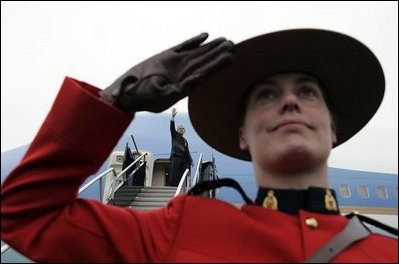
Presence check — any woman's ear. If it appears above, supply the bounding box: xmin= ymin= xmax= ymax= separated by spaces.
xmin=239 ymin=127 xmax=249 ymax=151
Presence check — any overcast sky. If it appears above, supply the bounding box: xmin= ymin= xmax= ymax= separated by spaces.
xmin=1 ymin=1 xmax=397 ymax=174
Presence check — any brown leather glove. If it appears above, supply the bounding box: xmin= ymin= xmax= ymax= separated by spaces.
xmin=100 ymin=33 xmax=234 ymax=113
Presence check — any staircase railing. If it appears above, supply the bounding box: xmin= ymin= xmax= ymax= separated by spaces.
xmin=174 ymin=153 xmax=204 ymax=197
xmin=78 ymin=168 xmax=116 ymax=201
xmin=174 ymin=168 xmax=190 ymax=196
xmin=189 ymin=151 xmax=220 ymax=198
xmin=1 ymin=244 xmax=10 ymax=254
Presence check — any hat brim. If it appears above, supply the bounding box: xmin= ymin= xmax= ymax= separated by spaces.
xmin=188 ymin=29 xmax=385 ymax=161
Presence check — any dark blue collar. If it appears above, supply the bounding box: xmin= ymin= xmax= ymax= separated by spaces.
xmin=255 ymin=186 xmax=340 ymax=215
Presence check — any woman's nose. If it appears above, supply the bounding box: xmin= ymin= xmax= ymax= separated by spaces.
xmin=280 ymin=92 xmax=300 ymax=113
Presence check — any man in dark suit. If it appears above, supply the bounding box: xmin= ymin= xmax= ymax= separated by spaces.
xmin=168 ymin=107 xmax=193 ymax=186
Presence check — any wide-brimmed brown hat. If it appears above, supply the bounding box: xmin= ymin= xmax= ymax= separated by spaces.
xmin=188 ymin=29 xmax=385 ymax=161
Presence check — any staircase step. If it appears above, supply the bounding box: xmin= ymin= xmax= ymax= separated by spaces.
xmin=120 ymin=186 xmax=176 ymax=191
xmin=114 ymin=192 xmax=139 ymax=197
xmin=130 ymin=206 xmax=164 ymax=211
xmin=137 ymin=192 xmax=175 ymax=197
xmin=113 ymin=201 xmax=132 ymax=207
xmin=138 ymin=189 xmax=177 ymax=194
xmin=133 ymin=196 xmax=172 ymax=203
xmin=113 ymin=197 xmax=137 ymax=202
xmin=131 ymin=201 xmax=169 ymax=207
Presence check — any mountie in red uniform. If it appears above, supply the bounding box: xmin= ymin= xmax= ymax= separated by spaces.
xmin=1 ymin=78 xmax=397 ymax=263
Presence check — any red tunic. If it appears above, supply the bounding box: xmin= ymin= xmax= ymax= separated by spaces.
xmin=1 ymin=77 xmax=397 ymax=263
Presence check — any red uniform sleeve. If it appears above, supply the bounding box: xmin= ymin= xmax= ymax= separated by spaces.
xmin=1 ymin=77 xmax=184 ymax=262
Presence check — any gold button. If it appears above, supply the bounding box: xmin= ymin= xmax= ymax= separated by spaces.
xmin=305 ymin=217 xmax=318 ymax=229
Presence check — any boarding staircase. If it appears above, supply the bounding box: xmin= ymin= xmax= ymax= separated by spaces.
xmin=112 ymin=186 xmax=178 ymax=210
xmin=103 ymin=135 xmax=218 ymax=211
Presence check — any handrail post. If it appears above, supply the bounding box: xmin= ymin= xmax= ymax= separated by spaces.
xmin=130 ymin=134 xmax=140 ymax=154
xmin=186 ymin=167 xmax=191 ymax=189
xmin=192 ymin=153 xmax=203 ymax=186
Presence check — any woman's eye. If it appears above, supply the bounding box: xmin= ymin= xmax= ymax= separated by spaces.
xmin=256 ymin=89 xmax=277 ymax=101
xmin=299 ymin=86 xmax=318 ymax=98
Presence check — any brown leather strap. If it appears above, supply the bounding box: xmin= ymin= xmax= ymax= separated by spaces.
xmin=304 ymin=215 xmax=370 ymax=263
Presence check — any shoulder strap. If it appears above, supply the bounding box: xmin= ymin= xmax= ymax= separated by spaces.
xmin=187 ymin=178 xmax=254 ymax=205
xmin=304 ymin=215 xmax=370 ymax=263
xmin=345 ymin=212 xmax=398 ymax=237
